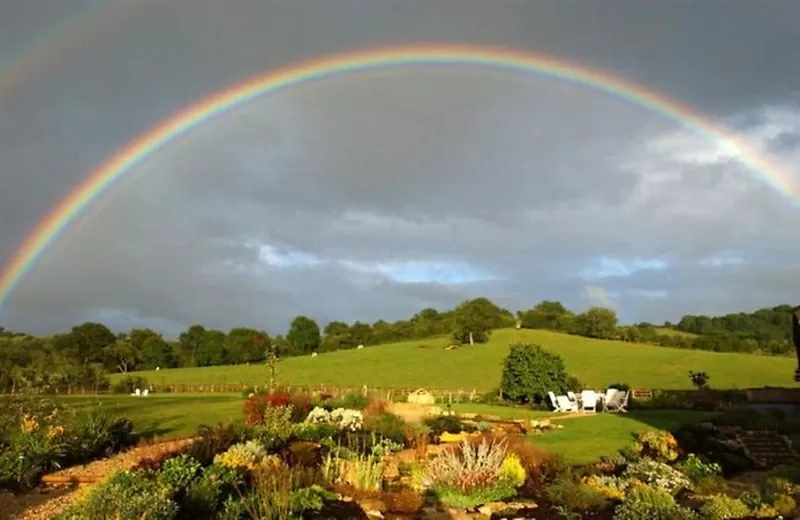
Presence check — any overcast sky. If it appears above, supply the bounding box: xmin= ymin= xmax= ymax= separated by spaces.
xmin=1 ymin=0 xmax=799 ymax=338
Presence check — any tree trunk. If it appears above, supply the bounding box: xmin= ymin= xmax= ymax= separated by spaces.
xmin=469 ymin=332 xmax=474 ymax=346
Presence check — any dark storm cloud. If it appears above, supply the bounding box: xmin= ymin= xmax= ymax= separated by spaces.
xmin=0 ymin=0 xmax=799 ymax=336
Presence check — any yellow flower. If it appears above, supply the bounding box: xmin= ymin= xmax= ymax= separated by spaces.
xmin=46 ymin=424 xmax=65 ymax=440
xmin=20 ymin=414 xmax=39 ymax=434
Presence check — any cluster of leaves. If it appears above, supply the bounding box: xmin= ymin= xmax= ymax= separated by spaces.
xmin=0 ymin=400 xmax=136 ymax=489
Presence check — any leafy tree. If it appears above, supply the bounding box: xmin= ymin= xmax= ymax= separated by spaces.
xmin=104 ymin=338 xmax=139 ymax=373
xmin=452 ymin=297 xmax=505 ymax=345
xmin=139 ymin=335 xmax=172 ymax=369
xmin=226 ymin=328 xmax=269 ymax=364
xmin=500 ymin=343 xmax=571 ymax=404
xmin=71 ymin=322 xmax=116 ymax=366
xmin=195 ymin=329 xmax=227 ymax=366
xmin=178 ymin=325 xmax=206 ymax=366
xmin=129 ymin=328 xmax=160 ymax=353
xmin=287 ymin=316 xmax=321 ymax=354
xmin=573 ymin=307 xmax=618 ymax=339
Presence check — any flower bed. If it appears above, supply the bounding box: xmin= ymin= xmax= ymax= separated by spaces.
xmin=53 ymin=391 xmax=800 ymax=519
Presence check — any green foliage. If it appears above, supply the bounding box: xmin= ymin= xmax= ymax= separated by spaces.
xmin=675 ymin=453 xmax=721 ymax=482
xmin=573 ymin=307 xmax=619 ymax=339
xmin=59 ymin=470 xmax=178 ymax=520
xmin=158 ymin=454 xmax=202 ymax=491
xmin=500 ymin=343 xmax=570 ymax=404
xmin=364 ymin=412 xmax=409 ymax=445
xmin=452 ymin=298 xmax=510 ymax=345
xmin=613 ymin=485 xmax=697 ymax=520
xmin=65 ymin=407 xmax=136 ymax=461
xmin=286 ymin=316 xmax=321 ymax=355
xmin=697 ymin=494 xmax=752 ymax=520
xmin=545 ymin=476 xmax=609 ymax=512
xmin=111 ymin=374 xmax=150 ymax=394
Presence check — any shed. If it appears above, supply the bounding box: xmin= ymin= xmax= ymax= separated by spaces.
xmin=407 ymin=388 xmax=436 ymax=405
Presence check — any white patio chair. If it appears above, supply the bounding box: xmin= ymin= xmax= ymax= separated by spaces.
xmin=567 ymin=391 xmax=577 ymax=402
xmin=133 ymin=388 xmax=141 ymax=396
xmin=605 ymin=390 xmax=630 ymax=413
xmin=580 ymin=390 xmax=598 ymax=413
xmin=557 ymin=394 xmax=579 ymax=413
xmin=548 ymin=391 xmax=562 ymax=412
xmin=603 ymin=388 xmax=618 ymax=411
xmin=142 ymin=389 xmax=149 ymax=397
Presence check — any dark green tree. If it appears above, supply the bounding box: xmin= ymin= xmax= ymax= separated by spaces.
xmin=500 ymin=343 xmax=571 ymax=404
xmin=287 ymin=316 xmax=321 ymax=354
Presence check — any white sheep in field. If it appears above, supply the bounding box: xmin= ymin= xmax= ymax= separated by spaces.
xmin=311 ymin=352 xmax=318 ymax=357
xmin=357 ymin=344 xmax=364 ymax=349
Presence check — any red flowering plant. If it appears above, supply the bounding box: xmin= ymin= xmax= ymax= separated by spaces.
xmin=242 ymin=390 xmax=311 ymax=425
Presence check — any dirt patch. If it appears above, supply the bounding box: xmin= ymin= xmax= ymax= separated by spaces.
xmin=0 ymin=486 xmax=84 ymax=520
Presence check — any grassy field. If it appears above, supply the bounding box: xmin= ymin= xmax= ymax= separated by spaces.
xmin=117 ymin=329 xmax=797 ymax=391
xmin=53 ymin=395 xmax=707 ymax=464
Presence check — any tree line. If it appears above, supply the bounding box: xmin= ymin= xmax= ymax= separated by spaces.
xmin=0 ymin=300 xmax=794 ymax=393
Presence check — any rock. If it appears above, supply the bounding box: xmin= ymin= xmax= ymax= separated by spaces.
xmin=460 ymin=413 xmax=478 ymax=419
xmin=365 ymin=510 xmax=384 ymax=518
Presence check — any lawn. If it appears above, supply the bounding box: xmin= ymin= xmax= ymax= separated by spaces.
xmin=117 ymin=328 xmax=798 ymax=390
xmin=53 ymin=395 xmax=708 ymax=465
xmin=55 ymin=394 xmax=243 ymax=438
xmin=451 ymin=403 xmax=710 ymax=464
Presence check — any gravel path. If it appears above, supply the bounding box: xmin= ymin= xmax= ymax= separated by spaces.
xmin=0 ymin=438 xmax=193 ymax=520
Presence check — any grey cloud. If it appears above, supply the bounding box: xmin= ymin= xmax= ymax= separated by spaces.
xmin=1 ymin=1 xmax=800 ymax=336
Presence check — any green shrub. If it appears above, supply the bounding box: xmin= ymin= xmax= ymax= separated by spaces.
xmin=159 ymin=454 xmax=202 ymax=491
xmin=58 ymin=470 xmax=178 ymax=520
xmin=676 ymin=453 xmax=722 ymax=482
xmin=65 ymin=408 xmax=136 ymax=462
xmin=251 ymin=406 xmax=296 ymax=451
xmin=364 ymin=412 xmax=408 ymax=445
xmin=0 ymin=432 xmax=67 ymax=489
xmin=693 ymin=475 xmax=729 ymax=496
xmin=613 ymin=485 xmax=696 ymax=520
xmin=698 ymin=494 xmax=751 ymax=520
xmin=500 ymin=343 xmax=571 ymax=405
xmin=545 ymin=476 xmax=608 ymax=511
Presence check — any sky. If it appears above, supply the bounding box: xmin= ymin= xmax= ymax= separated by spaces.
xmin=0 ymin=0 xmax=799 ymax=338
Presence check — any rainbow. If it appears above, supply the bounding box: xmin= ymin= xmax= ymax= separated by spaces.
xmin=0 ymin=1 xmax=137 ymax=106
xmin=0 ymin=43 xmax=795 ymax=310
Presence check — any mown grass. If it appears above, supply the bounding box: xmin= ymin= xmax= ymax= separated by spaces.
xmin=451 ymin=403 xmax=710 ymax=463
xmin=55 ymin=394 xmax=243 ymax=439
xmin=118 ymin=328 xmax=797 ymax=391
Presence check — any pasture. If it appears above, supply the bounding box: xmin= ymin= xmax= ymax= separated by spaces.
xmin=116 ymin=328 xmax=798 ymax=390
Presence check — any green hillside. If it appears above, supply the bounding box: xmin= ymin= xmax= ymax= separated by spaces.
xmin=118 ymin=328 xmax=798 ymax=390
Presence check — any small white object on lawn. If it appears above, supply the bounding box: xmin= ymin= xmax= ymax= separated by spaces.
xmin=311 ymin=352 xmax=318 ymax=357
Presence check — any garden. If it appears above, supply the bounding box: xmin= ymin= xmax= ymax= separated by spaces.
xmin=2 ymin=342 xmax=800 ymax=519
xmin=0 ymin=387 xmax=793 ymax=519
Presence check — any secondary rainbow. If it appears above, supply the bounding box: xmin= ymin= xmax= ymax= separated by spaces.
xmin=0 ymin=43 xmax=795 ymax=309
xmin=0 ymin=0 xmax=137 ymax=106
